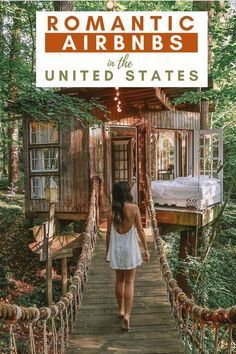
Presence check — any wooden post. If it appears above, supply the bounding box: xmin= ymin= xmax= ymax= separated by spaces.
xmin=46 ymin=202 xmax=55 ymax=306
xmin=61 ymin=257 xmax=68 ymax=296
xmin=137 ymin=123 xmax=147 ymax=226
xmin=46 ymin=246 xmax=53 ymax=306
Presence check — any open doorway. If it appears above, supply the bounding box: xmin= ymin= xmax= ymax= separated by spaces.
xmin=110 ymin=126 xmax=138 ymax=202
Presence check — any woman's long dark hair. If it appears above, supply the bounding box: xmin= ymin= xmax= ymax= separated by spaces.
xmin=112 ymin=181 xmax=133 ymax=227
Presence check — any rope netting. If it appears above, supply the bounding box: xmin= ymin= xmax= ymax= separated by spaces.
xmin=0 ymin=176 xmax=102 ymax=354
xmin=145 ymin=174 xmax=236 ymax=353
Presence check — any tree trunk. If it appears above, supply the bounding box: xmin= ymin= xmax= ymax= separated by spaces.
xmin=200 ymin=101 xmax=210 ymax=129
xmin=177 ymin=230 xmax=199 ymax=297
xmin=0 ymin=9 xmax=4 ymax=176
xmin=54 ymin=1 xmax=74 ymax=11
xmin=8 ymin=6 xmax=22 ymax=185
xmin=193 ymin=1 xmax=214 ymax=129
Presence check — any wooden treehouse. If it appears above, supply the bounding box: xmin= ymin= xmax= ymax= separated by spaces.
xmin=2 ymin=88 xmax=233 ymax=353
xmin=23 ymin=86 xmax=223 ymax=236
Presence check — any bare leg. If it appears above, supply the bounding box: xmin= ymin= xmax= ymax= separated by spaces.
xmin=123 ymin=268 xmax=136 ymax=330
xmin=115 ymin=270 xmax=125 ymax=318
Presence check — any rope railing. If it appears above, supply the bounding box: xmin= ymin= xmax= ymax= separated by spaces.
xmin=145 ymin=174 xmax=236 ymax=354
xmin=0 ymin=176 xmax=103 ymax=354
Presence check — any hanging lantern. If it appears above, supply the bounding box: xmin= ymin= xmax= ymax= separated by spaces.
xmin=45 ymin=177 xmax=58 ymax=203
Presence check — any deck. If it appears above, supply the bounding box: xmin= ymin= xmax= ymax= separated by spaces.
xmin=155 ymin=204 xmax=222 ymax=228
xmin=66 ymin=231 xmax=185 ymax=353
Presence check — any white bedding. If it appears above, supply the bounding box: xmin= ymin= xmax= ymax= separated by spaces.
xmin=151 ymin=176 xmax=221 ymax=210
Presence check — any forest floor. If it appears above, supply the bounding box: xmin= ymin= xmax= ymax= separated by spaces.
xmin=0 ymin=191 xmax=83 ymax=352
xmin=0 ymin=191 xmax=71 ymax=307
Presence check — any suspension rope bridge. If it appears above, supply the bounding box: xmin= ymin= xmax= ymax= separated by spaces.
xmin=0 ymin=176 xmax=235 ymax=353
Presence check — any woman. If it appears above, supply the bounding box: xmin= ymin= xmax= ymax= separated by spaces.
xmin=106 ymin=181 xmax=150 ymax=331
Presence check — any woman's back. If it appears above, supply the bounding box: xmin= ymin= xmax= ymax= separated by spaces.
xmin=107 ymin=202 xmax=142 ymax=270
xmin=113 ymin=202 xmax=136 ymax=235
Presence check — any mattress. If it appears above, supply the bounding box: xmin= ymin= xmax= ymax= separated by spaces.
xmin=151 ymin=176 xmax=222 ymax=210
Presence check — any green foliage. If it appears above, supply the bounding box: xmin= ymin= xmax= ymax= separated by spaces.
xmin=0 ymin=176 xmax=9 ymax=190
xmin=75 ymin=1 xmax=106 ymax=10
xmin=74 ymin=1 xmax=193 ymax=12
xmin=0 ymin=193 xmax=39 ymax=290
xmin=115 ymin=0 xmax=193 ymax=11
xmin=172 ymin=4 xmax=236 ymax=118
xmin=0 ymin=264 xmax=9 ymax=298
xmin=0 ymin=0 xmax=108 ymax=184
xmin=7 ymin=88 xmax=108 ymax=126
xmin=163 ymin=200 xmax=236 ymax=310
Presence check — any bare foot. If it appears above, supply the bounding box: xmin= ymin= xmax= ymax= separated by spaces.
xmin=118 ymin=312 xmax=125 ymax=319
xmin=122 ymin=315 xmax=130 ymax=331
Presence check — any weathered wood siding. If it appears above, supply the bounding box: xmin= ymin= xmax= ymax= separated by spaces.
xmin=109 ymin=111 xmax=200 ymax=130
xmin=145 ymin=111 xmax=200 ymax=130
xmin=103 ymin=124 xmax=112 ymax=203
xmin=71 ymin=119 xmax=90 ymax=214
xmin=24 ymin=117 xmax=90 ymax=216
xmin=109 ymin=117 xmax=137 ymax=126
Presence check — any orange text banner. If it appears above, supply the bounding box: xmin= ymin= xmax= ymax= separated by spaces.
xmin=45 ymin=32 xmax=198 ymax=53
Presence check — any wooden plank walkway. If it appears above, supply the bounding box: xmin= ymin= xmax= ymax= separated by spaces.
xmin=66 ymin=231 xmax=185 ymax=354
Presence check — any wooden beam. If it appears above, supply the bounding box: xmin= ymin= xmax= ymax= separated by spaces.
xmin=155 ymin=204 xmax=221 ymax=228
xmin=155 ymin=88 xmax=175 ymax=111
xmin=25 ymin=212 xmax=89 ymax=221
xmin=156 ymin=209 xmax=202 ymax=227
xmin=52 ymin=248 xmax=73 ymax=260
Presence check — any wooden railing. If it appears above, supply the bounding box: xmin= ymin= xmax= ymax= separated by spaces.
xmin=0 ymin=176 xmax=102 ymax=354
xmin=145 ymin=174 xmax=236 ymax=353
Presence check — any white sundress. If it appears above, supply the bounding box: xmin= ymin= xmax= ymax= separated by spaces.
xmin=106 ymin=223 xmax=143 ymax=270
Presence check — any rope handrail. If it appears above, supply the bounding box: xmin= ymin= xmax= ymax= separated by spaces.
xmin=0 ymin=176 xmax=103 ymax=354
xmin=145 ymin=174 xmax=236 ymax=353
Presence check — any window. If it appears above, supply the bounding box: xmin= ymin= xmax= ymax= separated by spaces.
xmin=113 ymin=143 xmax=129 ymax=181
xmin=29 ymin=122 xmax=59 ymax=199
xmin=198 ymin=132 xmax=221 ymax=178
xmin=150 ymin=131 xmax=175 ymax=180
xmin=112 ymin=140 xmax=131 ymax=183
xmin=30 ymin=122 xmax=58 ymax=145
xmin=30 ymin=148 xmax=59 ymax=172
xmin=150 ymin=129 xmax=193 ymax=180
xmin=31 ymin=176 xmax=59 ymax=199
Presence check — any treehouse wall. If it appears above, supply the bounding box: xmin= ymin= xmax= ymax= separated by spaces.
xmin=108 ymin=111 xmax=200 ymax=130
xmin=24 ymin=117 xmax=90 ymax=218
xmin=23 ymin=109 xmax=202 ymax=219
xmin=144 ymin=111 xmax=200 ymax=130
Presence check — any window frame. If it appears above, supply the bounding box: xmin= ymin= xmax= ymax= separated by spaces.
xmin=30 ymin=147 xmax=59 ymax=173
xmin=30 ymin=174 xmax=60 ymax=200
xmin=28 ymin=120 xmax=60 ymax=200
xmin=150 ymin=128 xmax=193 ymax=181
xmin=29 ymin=121 xmax=59 ymax=145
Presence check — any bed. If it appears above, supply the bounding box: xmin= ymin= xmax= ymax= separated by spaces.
xmin=151 ymin=176 xmax=222 ymax=210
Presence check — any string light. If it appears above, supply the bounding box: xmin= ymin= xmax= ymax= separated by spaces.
xmin=114 ymin=87 xmax=122 ymax=113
